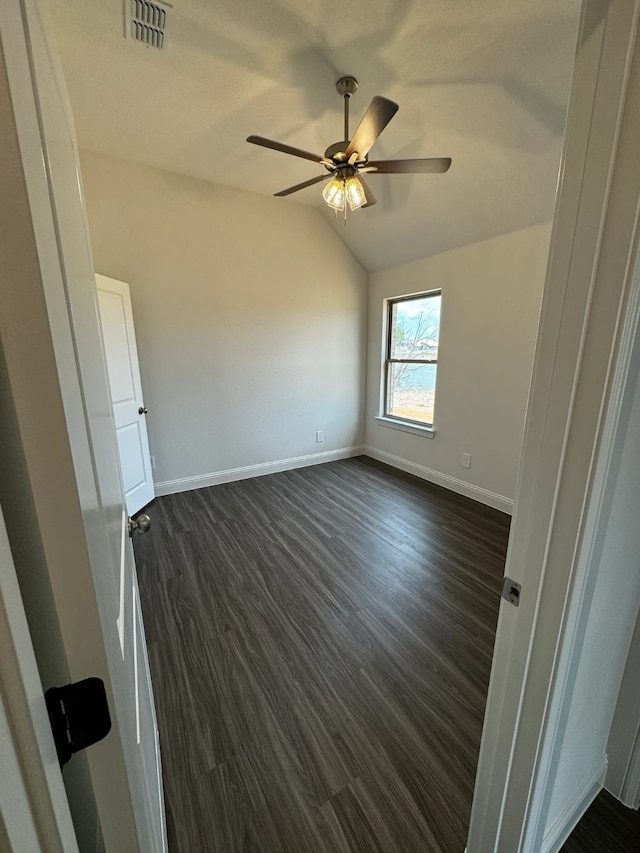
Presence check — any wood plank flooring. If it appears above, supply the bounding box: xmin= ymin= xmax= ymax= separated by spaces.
xmin=134 ymin=456 xmax=510 ymax=852
xmin=562 ymin=790 xmax=640 ymax=852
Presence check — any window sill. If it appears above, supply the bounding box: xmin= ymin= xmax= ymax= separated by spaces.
xmin=374 ymin=416 xmax=436 ymax=438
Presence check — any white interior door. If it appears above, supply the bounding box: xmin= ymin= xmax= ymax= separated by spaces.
xmin=0 ymin=0 xmax=167 ymax=850
xmin=97 ymin=275 xmax=155 ymax=516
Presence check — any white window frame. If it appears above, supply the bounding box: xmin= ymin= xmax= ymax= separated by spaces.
xmin=378 ymin=289 xmax=441 ymax=436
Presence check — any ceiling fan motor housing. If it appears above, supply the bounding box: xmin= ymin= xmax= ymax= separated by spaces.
xmin=324 ymin=140 xmax=352 ymax=161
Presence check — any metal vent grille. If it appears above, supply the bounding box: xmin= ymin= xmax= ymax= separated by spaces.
xmin=127 ymin=0 xmax=169 ymax=49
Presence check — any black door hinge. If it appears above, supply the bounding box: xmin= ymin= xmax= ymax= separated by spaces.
xmin=45 ymin=677 xmax=111 ymax=767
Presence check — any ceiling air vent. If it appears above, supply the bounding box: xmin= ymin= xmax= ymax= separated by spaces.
xmin=125 ymin=0 xmax=171 ymax=49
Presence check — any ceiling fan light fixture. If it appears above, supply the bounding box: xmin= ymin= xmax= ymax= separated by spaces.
xmin=322 ymin=174 xmax=366 ymax=213
xmin=322 ymin=176 xmax=346 ymax=211
xmin=248 ymin=77 xmax=451 ymax=210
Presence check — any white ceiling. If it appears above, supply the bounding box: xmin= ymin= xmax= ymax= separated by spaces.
xmin=48 ymin=0 xmax=580 ymax=272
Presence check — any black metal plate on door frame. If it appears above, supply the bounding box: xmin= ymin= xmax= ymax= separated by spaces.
xmin=501 ymin=576 xmax=522 ymax=607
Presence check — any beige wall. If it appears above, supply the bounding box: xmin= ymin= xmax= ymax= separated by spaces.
xmin=545 ymin=338 xmax=640 ymax=837
xmin=80 ymin=151 xmax=368 ymax=490
xmin=80 ymin=151 xmax=548 ymax=508
xmin=364 ymin=224 xmax=551 ymax=510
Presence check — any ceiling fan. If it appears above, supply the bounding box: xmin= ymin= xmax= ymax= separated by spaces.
xmin=247 ymin=76 xmax=451 ymax=214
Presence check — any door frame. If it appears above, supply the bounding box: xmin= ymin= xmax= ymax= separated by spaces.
xmin=468 ymin=0 xmax=640 ymax=849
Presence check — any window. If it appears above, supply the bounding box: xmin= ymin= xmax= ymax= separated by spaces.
xmin=383 ymin=290 xmax=441 ymax=428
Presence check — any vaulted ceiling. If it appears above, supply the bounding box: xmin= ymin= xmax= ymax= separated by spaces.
xmin=48 ymin=0 xmax=580 ymax=271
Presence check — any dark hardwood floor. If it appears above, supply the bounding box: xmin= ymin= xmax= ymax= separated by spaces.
xmin=134 ymin=456 xmax=511 ymax=852
xmin=562 ymin=790 xmax=640 ymax=852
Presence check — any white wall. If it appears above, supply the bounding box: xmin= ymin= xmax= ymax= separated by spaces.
xmin=364 ymin=224 xmax=551 ymax=511
xmin=542 ymin=340 xmax=640 ymax=845
xmin=79 ymin=151 xmax=368 ymax=491
xmin=607 ymin=609 xmax=640 ymax=805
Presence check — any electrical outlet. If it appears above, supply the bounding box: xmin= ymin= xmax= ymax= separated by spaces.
xmin=150 ymin=455 xmax=155 ymax=471
xmin=316 ymin=430 xmax=324 ymax=443
xmin=462 ymin=453 xmax=471 ymax=469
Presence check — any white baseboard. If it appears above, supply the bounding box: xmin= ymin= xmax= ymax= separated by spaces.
xmin=154 ymin=445 xmax=364 ymax=496
xmin=542 ymin=754 xmax=607 ymax=853
xmin=363 ymin=445 xmax=514 ymax=514
xmin=154 ymin=444 xmax=515 ymax=515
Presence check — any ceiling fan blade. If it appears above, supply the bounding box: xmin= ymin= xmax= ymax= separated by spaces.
xmin=247 ymin=135 xmax=325 ymax=164
xmin=359 ymin=177 xmax=377 ymax=208
xmin=345 ymin=96 xmax=399 ymax=160
xmin=367 ymin=157 xmax=452 ymax=174
xmin=274 ymin=174 xmax=328 ymax=197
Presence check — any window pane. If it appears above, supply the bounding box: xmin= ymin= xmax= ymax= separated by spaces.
xmin=390 ymin=294 xmax=441 ymax=360
xmin=387 ymin=363 xmax=437 ymax=425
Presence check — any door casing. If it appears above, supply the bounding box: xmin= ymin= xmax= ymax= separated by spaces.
xmin=468 ymin=1 xmax=640 ymax=850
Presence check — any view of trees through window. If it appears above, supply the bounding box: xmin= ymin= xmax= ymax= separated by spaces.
xmin=385 ymin=291 xmax=441 ymax=426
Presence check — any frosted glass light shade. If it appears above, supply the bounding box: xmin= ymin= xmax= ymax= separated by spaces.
xmin=345 ymin=176 xmax=366 ymax=210
xmin=322 ymin=177 xmax=345 ymax=211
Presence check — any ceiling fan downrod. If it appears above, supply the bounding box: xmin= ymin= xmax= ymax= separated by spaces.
xmin=344 ymin=94 xmax=349 ymax=141
xmin=335 ymin=75 xmax=358 ymax=143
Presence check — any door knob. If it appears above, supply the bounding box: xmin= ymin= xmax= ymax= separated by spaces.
xmin=138 ymin=406 xmax=148 ymax=415
xmin=128 ymin=514 xmax=151 ymax=537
